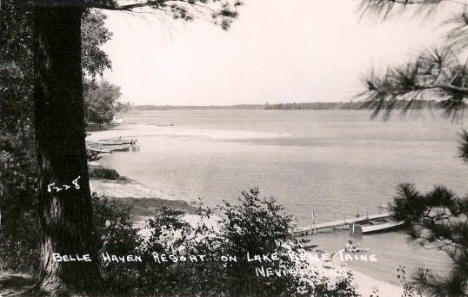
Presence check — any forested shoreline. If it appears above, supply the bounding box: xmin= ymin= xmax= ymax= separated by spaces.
xmin=132 ymin=100 xmax=442 ymax=111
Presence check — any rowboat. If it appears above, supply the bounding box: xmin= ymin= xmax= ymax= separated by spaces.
xmin=105 ymin=144 xmax=131 ymax=152
xmin=87 ymin=144 xmax=131 ymax=152
xmin=96 ymin=140 xmax=136 ymax=146
xmin=87 ymin=147 xmax=111 ymax=154
xmin=85 ymin=137 xmax=139 ymax=160
xmin=355 ymin=220 xmax=404 ymax=234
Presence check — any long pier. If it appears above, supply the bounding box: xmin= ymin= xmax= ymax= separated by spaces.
xmin=293 ymin=212 xmax=394 ymax=237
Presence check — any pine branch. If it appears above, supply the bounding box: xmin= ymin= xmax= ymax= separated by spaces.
xmin=360 ymin=48 xmax=468 ymax=119
xmin=459 ymin=130 xmax=468 ymax=163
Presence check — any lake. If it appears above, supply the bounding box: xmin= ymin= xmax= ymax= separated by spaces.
xmin=91 ymin=108 xmax=468 ymax=285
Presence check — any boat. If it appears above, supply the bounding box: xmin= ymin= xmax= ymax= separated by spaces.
xmin=110 ymin=117 xmax=124 ymax=125
xmin=87 ymin=147 xmax=111 ymax=154
xmin=106 ymin=144 xmax=131 ymax=152
xmin=95 ymin=139 xmax=137 ymax=146
xmin=96 ymin=140 xmax=136 ymax=146
xmin=355 ymin=220 xmax=405 ymax=234
xmin=87 ymin=143 xmax=131 ymax=152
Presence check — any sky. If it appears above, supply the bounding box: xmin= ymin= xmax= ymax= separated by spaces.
xmin=102 ymin=0 xmax=453 ymax=106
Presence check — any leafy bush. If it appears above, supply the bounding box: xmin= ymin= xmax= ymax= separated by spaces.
xmin=0 ymin=146 xmax=40 ymax=274
xmin=88 ymin=167 xmax=123 ymax=180
xmin=207 ymin=188 xmax=301 ymax=297
xmin=99 ymin=188 xmax=359 ymax=297
xmin=0 ymin=211 xmax=40 ymax=274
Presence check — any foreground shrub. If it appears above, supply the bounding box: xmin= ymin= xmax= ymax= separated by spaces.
xmin=207 ymin=188 xmax=302 ymax=296
xmin=100 ymin=188 xmax=359 ymax=297
xmin=0 ymin=212 xmax=40 ymax=273
xmin=88 ymin=167 xmax=122 ymax=180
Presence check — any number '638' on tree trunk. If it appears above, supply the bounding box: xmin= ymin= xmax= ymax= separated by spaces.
xmin=33 ymin=3 xmax=102 ymax=296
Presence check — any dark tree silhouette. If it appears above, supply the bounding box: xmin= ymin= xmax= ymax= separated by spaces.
xmin=0 ymin=2 xmax=113 ymax=277
xmin=391 ymin=183 xmax=468 ymax=297
xmin=33 ymin=7 xmax=103 ymax=295
xmin=360 ymin=1 xmax=468 ymax=296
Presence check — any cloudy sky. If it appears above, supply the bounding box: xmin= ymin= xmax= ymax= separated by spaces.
xmin=102 ymin=0 xmax=452 ymax=106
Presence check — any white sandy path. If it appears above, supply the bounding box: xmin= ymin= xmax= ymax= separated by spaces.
xmin=86 ymin=124 xmax=290 ymax=142
xmin=90 ymin=178 xmax=176 ymax=200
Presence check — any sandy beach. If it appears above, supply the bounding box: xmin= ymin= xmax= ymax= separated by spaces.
xmin=352 ymin=270 xmax=403 ymax=297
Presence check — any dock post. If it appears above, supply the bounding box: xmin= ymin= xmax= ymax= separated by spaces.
xmin=312 ymin=210 xmax=316 ymax=234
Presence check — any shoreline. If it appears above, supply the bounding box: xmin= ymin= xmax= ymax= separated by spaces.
xmin=89 ymin=168 xmax=404 ymax=297
xmin=352 ymin=269 xmax=403 ymax=297
xmin=89 ymin=175 xmax=199 ymax=217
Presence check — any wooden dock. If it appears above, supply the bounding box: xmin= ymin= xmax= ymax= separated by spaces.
xmin=293 ymin=212 xmax=394 ymax=237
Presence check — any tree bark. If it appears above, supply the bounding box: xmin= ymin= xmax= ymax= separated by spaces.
xmin=33 ymin=6 xmax=102 ymax=296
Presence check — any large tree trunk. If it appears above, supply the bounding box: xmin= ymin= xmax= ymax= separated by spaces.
xmin=33 ymin=6 xmax=102 ymax=296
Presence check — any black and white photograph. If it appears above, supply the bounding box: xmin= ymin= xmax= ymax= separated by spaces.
xmin=1 ymin=0 xmax=468 ymax=296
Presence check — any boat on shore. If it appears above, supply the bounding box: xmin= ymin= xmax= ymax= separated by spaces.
xmin=95 ymin=139 xmax=137 ymax=146
xmin=86 ymin=136 xmax=139 ymax=157
xmin=87 ymin=147 xmax=112 ymax=154
xmin=87 ymin=143 xmax=131 ymax=153
xmin=104 ymin=144 xmax=132 ymax=152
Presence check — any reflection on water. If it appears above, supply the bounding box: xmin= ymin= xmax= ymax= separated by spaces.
xmin=90 ymin=109 xmax=465 ymax=284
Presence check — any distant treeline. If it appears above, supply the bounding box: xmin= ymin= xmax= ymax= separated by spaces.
xmin=264 ymin=102 xmax=364 ymax=110
xmin=132 ymin=100 xmax=442 ymax=111
xmin=134 ymin=104 xmax=264 ymax=110
xmin=264 ymin=100 xmax=440 ymax=110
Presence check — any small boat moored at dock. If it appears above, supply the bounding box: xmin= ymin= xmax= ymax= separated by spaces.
xmin=354 ymin=220 xmax=405 ymax=234
xmin=95 ymin=140 xmax=136 ymax=146
xmin=103 ymin=144 xmax=132 ymax=152
xmin=294 ymin=210 xmax=405 ymax=237
xmin=87 ymin=147 xmax=112 ymax=154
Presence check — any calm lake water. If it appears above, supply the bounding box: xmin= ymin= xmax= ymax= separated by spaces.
xmin=92 ymin=109 xmax=468 ymax=285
